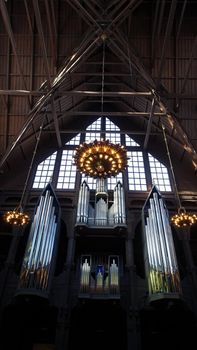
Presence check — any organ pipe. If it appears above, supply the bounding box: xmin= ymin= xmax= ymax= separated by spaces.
xmin=96 ymin=177 xmax=107 ymax=194
xmin=159 ymin=198 xmax=181 ymax=293
xmin=33 ymin=194 xmax=53 ymax=269
xmin=114 ymin=183 xmax=118 ymax=223
xmin=76 ymin=181 xmax=83 ymax=222
xmin=80 ymin=257 xmax=91 ymax=293
xmin=149 ymin=199 xmax=169 ymax=291
xmin=18 ymin=183 xmax=60 ymax=294
xmin=146 ymin=216 xmax=161 ymax=292
xmin=95 ymin=198 xmax=107 ymax=225
xmin=120 ymin=183 xmax=126 ymax=223
xmin=109 ymin=258 xmax=119 ymax=294
xmin=96 ymin=265 xmax=104 ymax=291
xmin=95 ymin=178 xmax=108 ymax=225
xmin=76 ymin=178 xmax=126 ymax=227
xmin=84 ymin=181 xmax=89 ymax=222
xmin=114 ymin=181 xmax=126 ymax=224
xmin=88 ymin=203 xmax=94 ymax=225
xmin=79 ymin=255 xmax=119 ymax=296
xmin=117 ymin=182 xmax=122 ymax=223
xmin=142 ymin=185 xmax=181 ymax=297
xmin=108 ymin=204 xmax=114 ymax=226
xmin=41 ymin=213 xmax=57 ymax=289
xmin=77 ymin=181 xmax=90 ymax=223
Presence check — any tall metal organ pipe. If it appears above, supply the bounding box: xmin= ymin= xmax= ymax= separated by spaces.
xmin=76 ymin=179 xmax=126 ymax=227
xmin=114 ymin=184 xmax=118 ymax=223
xmin=95 ymin=198 xmax=107 ymax=225
xmin=18 ymin=183 xmax=60 ymax=294
xmin=76 ymin=180 xmax=90 ymax=223
xmin=142 ymin=186 xmax=181 ymax=298
xmin=120 ymin=182 xmax=126 ymax=223
xmin=95 ymin=178 xmax=108 ymax=225
xmin=114 ymin=181 xmax=126 ymax=224
xmin=80 ymin=257 xmax=91 ymax=293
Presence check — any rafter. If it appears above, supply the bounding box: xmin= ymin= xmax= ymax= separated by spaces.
xmin=1 ymin=0 xmax=197 ymax=175
xmin=0 ymin=0 xmax=31 ymax=107
xmin=143 ymin=98 xmax=156 ymax=149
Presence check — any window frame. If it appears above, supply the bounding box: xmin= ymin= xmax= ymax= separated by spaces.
xmin=31 ymin=117 xmax=172 ymax=193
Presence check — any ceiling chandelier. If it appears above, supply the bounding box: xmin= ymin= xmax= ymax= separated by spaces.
xmin=74 ymin=139 xmax=128 ymax=178
xmin=171 ymin=207 xmax=197 ymax=228
xmin=3 ymin=124 xmax=44 ymax=226
xmin=162 ymin=123 xmax=197 ymax=228
xmin=4 ymin=209 xmax=30 ymax=226
xmin=73 ymin=38 xmax=128 ymax=179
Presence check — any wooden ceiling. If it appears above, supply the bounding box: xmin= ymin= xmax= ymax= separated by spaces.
xmin=0 ymin=0 xmax=197 ymax=189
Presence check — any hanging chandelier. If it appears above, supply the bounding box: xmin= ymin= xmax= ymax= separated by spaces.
xmin=73 ymin=38 xmax=127 ymax=179
xmin=74 ymin=139 xmax=128 ymax=178
xmin=171 ymin=207 xmax=197 ymax=228
xmin=3 ymin=124 xmax=44 ymax=226
xmin=3 ymin=207 xmax=30 ymax=226
xmin=162 ymin=123 xmax=197 ymax=228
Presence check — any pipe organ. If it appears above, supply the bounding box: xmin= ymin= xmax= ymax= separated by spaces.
xmin=80 ymin=255 xmax=119 ymax=297
xmin=95 ymin=178 xmax=108 ymax=226
xmin=142 ymin=185 xmax=181 ymax=299
xmin=95 ymin=198 xmax=108 ymax=225
xmin=114 ymin=181 xmax=126 ymax=224
xmin=80 ymin=256 xmax=91 ymax=293
xmin=76 ymin=180 xmax=90 ymax=224
xmin=76 ymin=178 xmax=126 ymax=227
xmin=17 ymin=183 xmax=60 ymax=295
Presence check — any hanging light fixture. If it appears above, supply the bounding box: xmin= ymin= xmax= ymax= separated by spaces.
xmin=74 ymin=139 xmax=127 ymax=178
xmin=3 ymin=123 xmax=44 ymax=226
xmin=162 ymin=123 xmax=197 ymax=228
xmin=4 ymin=209 xmax=29 ymax=226
xmin=171 ymin=207 xmax=197 ymax=228
xmin=74 ymin=35 xmax=128 ymax=179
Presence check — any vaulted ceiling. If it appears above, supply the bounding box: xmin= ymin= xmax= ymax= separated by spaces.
xmin=0 ymin=0 xmax=197 ymax=190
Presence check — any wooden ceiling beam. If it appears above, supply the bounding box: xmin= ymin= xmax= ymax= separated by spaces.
xmin=0 ymin=89 xmax=152 ymax=97
xmin=156 ymin=0 xmax=178 ymax=86
xmin=143 ymin=98 xmax=156 ymax=149
xmin=0 ymin=0 xmax=31 ymax=106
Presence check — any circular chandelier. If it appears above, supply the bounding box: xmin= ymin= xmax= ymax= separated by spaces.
xmin=3 ymin=123 xmax=44 ymax=226
xmin=171 ymin=207 xmax=197 ymax=228
xmin=161 ymin=123 xmax=197 ymax=229
xmin=74 ymin=139 xmax=128 ymax=178
xmin=3 ymin=207 xmax=30 ymax=226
